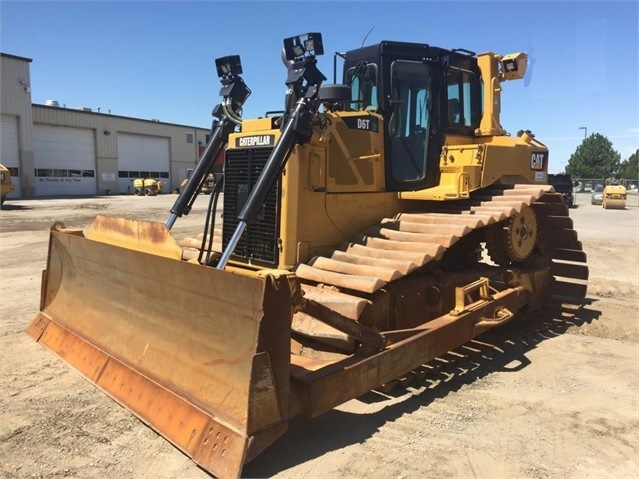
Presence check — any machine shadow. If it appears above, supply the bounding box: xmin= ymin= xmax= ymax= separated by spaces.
xmin=0 ymin=203 xmax=33 ymax=211
xmin=242 ymin=299 xmax=601 ymax=478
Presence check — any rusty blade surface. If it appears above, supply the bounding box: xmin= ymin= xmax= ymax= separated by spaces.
xmin=29 ymin=315 xmax=249 ymax=479
xmin=27 ymin=216 xmax=295 ymax=479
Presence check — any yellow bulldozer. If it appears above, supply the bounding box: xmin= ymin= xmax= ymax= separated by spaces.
xmin=0 ymin=163 xmax=15 ymax=207
xmin=28 ymin=33 xmax=588 ymax=478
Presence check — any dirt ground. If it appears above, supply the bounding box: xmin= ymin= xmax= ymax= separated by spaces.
xmin=1 ymin=192 xmax=637 ymax=479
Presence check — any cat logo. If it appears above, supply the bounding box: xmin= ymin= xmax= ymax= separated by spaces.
xmin=530 ymin=151 xmax=547 ymax=171
xmin=235 ymin=135 xmax=275 ymax=148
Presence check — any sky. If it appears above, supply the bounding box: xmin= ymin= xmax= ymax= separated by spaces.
xmin=1 ymin=0 xmax=638 ymax=173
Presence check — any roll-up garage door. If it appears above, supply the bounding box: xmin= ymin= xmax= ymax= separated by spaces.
xmin=117 ymin=133 xmax=170 ymax=194
xmin=33 ymin=124 xmax=96 ymax=196
xmin=1 ymin=114 xmax=21 ymax=197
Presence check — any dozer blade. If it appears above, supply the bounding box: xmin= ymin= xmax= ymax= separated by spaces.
xmin=26 ymin=215 xmax=298 ymax=479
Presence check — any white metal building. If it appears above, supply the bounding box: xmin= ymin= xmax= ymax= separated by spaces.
xmin=1 ymin=52 xmax=210 ymax=198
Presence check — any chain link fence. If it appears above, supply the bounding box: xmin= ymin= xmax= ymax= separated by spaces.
xmin=573 ymin=178 xmax=639 ymax=193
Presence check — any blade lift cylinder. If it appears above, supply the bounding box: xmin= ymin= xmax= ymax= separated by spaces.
xmin=217 ymin=46 xmax=326 ymax=270
xmin=166 ymin=60 xmax=250 ymax=230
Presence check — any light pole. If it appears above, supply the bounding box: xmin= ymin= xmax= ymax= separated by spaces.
xmin=579 ymin=126 xmax=587 ymax=139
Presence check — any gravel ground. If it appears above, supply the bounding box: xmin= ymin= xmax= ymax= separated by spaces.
xmin=0 ymin=191 xmax=637 ymax=479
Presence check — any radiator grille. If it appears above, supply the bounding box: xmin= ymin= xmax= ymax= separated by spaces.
xmin=222 ymin=147 xmax=280 ymax=266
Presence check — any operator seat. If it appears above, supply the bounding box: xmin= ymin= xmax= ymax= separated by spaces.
xmin=448 ymin=98 xmax=461 ymax=124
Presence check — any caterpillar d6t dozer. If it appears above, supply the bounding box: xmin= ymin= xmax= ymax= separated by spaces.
xmin=28 ymin=33 xmax=588 ymax=478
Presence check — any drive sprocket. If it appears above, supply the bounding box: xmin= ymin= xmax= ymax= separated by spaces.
xmin=486 ymin=204 xmax=538 ymax=264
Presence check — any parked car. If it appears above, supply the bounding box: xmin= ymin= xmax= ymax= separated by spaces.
xmin=548 ymin=173 xmax=575 ymax=207
xmin=591 ymin=185 xmax=604 ymax=205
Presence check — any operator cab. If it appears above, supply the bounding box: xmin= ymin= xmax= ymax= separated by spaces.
xmin=342 ymin=41 xmax=482 ymax=192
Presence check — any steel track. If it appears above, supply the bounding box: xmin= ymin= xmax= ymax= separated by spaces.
xmin=291 ymin=184 xmax=588 ymax=348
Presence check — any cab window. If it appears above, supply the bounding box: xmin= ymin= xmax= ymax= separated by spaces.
xmin=346 ymin=63 xmax=378 ymax=111
xmin=447 ymin=64 xmax=480 ymax=129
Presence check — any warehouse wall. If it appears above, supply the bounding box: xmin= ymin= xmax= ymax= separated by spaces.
xmin=0 ymin=54 xmax=35 ymax=196
xmin=2 ymin=51 xmax=211 ymax=198
xmin=32 ymin=105 xmax=209 ymax=194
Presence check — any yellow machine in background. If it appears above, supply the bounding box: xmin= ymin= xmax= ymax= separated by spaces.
xmin=132 ymin=177 xmax=164 ymax=196
xmin=177 ymin=168 xmax=216 ymax=194
xmin=602 ymin=178 xmax=627 ymax=209
xmin=0 ymin=163 xmax=15 ymax=207
xmin=28 ymin=33 xmax=588 ymax=478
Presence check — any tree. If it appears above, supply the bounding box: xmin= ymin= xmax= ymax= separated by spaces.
xmin=619 ymin=149 xmax=638 ymax=180
xmin=565 ymin=133 xmax=621 ymax=178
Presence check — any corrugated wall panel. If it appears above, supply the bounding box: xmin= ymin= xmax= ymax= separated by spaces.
xmin=0 ymin=57 xmax=31 ymax=115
